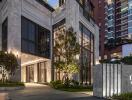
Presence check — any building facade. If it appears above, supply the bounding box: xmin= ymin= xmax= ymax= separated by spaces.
xmin=0 ymin=0 xmax=99 ymax=84
xmin=91 ymin=0 xmax=107 ymax=60
xmin=104 ymin=0 xmax=132 ymax=59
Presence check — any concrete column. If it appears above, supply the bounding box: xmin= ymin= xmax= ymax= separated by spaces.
xmin=34 ymin=64 xmax=38 ymax=83
xmin=7 ymin=0 xmax=22 ymax=81
xmin=21 ymin=66 xmax=26 ymax=82
xmin=46 ymin=60 xmax=51 ymax=83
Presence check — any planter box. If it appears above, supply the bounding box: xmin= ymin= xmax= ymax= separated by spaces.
xmin=93 ymin=64 xmax=132 ymax=97
xmin=0 ymin=86 xmax=24 ymax=91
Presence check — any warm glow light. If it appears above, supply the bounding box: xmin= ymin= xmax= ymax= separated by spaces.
xmin=96 ymin=60 xmax=100 ymax=64
xmin=76 ymin=54 xmax=79 ymax=60
xmin=21 ymin=59 xmax=45 ymax=66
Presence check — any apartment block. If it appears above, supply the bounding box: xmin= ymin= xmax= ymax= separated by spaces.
xmin=105 ymin=0 xmax=132 ymax=59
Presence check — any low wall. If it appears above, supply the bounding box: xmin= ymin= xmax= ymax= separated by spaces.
xmin=93 ymin=64 xmax=132 ymax=97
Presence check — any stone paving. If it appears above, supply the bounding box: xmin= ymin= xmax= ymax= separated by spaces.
xmin=0 ymin=84 xmax=107 ymax=100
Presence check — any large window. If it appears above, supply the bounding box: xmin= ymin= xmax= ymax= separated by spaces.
xmin=2 ymin=18 xmax=8 ymax=51
xmin=21 ymin=17 xmax=50 ymax=58
xmin=79 ymin=22 xmax=94 ymax=84
xmin=77 ymin=0 xmax=94 ymax=20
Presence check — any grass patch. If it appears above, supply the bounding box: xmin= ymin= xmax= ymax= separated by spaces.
xmin=57 ymin=87 xmax=92 ymax=92
xmin=0 ymin=82 xmax=25 ymax=87
xmin=112 ymin=93 xmax=132 ymax=100
xmin=50 ymin=80 xmax=93 ymax=92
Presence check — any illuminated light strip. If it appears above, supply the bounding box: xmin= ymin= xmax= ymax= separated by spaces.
xmin=21 ymin=59 xmax=49 ymax=66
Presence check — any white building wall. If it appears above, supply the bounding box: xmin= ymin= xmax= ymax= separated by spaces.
xmin=0 ymin=0 xmax=53 ymax=82
xmin=7 ymin=0 xmax=22 ymax=81
xmin=53 ymin=0 xmax=99 ymax=82
xmin=122 ymin=44 xmax=132 ymax=57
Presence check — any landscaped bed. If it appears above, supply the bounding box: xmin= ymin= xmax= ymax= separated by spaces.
xmin=56 ymin=86 xmax=92 ymax=92
xmin=0 ymin=82 xmax=25 ymax=87
xmin=50 ymin=80 xmax=93 ymax=92
xmin=112 ymin=93 xmax=132 ymax=100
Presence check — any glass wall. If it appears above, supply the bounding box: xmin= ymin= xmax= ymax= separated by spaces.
xmin=2 ymin=18 xmax=8 ymax=51
xmin=21 ymin=16 xmax=50 ymax=58
xmin=79 ymin=22 xmax=94 ymax=84
xmin=128 ymin=0 xmax=132 ymax=34
xmin=77 ymin=0 xmax=94 ymax=21
xmin=53 ymin=19 xmax=66 ymax=80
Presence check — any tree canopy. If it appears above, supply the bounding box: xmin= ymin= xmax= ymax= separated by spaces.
xmin=0 ymin=51 xmax=18 ymax=75
xmin=54 ymin=27 xmax=80 ymax=76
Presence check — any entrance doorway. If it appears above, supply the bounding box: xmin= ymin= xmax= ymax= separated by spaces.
xmin=26 ymin=65 xmax=34 ymax=82
xmin=38 ymin=62 xmax=47 ymax=83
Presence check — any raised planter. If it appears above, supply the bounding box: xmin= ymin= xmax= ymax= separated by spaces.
xmin=0 ymin=86 xmax=25 ymax=91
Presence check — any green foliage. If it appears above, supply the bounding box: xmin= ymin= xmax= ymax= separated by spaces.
xmin=112 ymin=93 xmax=132 ymax=100
xmin=54 ymin=27 xmax=80 ymax=76
xmin=0 ymin=51 xmax=18 ymax=81
xmin=0 ymin=81 xmax=24 ymax=87
xmin=50 ymin=80 xmax=92 ymax=92
xmin=50 ymin=80 xmax=63 ymax=89
xmin=121 ymin=56 xmax=132 ymax=65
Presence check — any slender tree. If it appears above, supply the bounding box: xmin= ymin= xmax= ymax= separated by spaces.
xmin=54 ymin=27 xmax=80 ymax=82
xmin=0 ymin=51 xmax=18 ymax=82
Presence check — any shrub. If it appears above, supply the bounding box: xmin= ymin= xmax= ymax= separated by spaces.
xmin=121 ymin=56 xmax=132 ymax=65
xmin=112 ymin=93 xmax=132 ymax=100
xmin=0 ymin=81 xmax=25 ymax=87
xmin=70 ymin=80 xmax=79 ymax=86
xmin=50 ymin=80 xmax=63 ymax=89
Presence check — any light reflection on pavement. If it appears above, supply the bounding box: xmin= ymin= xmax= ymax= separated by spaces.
xmin=0 ymin=84 xmax=106 ymax=100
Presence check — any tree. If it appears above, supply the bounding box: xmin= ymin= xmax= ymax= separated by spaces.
xmin=54 ymin=27 xmax=80 ymax=82
xmin=0 ymin=51 xmax=18 ymax=82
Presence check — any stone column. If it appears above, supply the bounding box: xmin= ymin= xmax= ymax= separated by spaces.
xmin=34 ymin=64 xmax=38 ymax=83
xmin=7 ymin=0 xmax=22 ymax=81
xmin=0 ymin=13 xmax=1 ymax=51
xmin=47 ymin=60 xmax=51 ymax=83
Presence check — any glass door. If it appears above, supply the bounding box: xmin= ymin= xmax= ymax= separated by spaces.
xmin=38 ymin=62 xmax=47 ymax=83
xmin=26 ymin=65 xmax=34 ymax=82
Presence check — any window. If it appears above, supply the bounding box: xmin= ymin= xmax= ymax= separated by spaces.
xmin=21 ymin=16 xmax=50 ymax=58
xmin=79 ymin=22 xmax=94 ymax=84
xmin=77 ymin=0 xmax=94 ymax=20
xmin=59 ymin=0 xmax=66 ymax=6
xmin=128 ymin=28 xmax=132 ymax=34
xmin=2 ymin=18 xmax=8 ymax=51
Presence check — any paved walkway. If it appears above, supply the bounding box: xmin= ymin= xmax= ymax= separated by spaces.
xmin=0 ymin=84 xmax=106 ymax=100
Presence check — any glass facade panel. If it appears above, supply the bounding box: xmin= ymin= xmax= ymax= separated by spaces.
xmin=21 ymin=16 xmax=50 ymax=58
xmin=79 ymin=22 xmax=94 ymax=84
xmin=2 ymin=18 xmax=8 ymax=51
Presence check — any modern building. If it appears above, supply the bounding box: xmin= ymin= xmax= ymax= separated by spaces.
xmin=104 ymin=0 xmax=132 ymax=59
xmin=0 ymin=0 xmax=99 ymax=84
xmin=91 ymin=0 xmax=107 ymax=60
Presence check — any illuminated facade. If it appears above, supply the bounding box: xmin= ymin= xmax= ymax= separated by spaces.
xmin=105 ymin=0 xmax=132 ymax=58
xmin=52 ymin=0 xmax=99 ymax=84
xmin=0 ymin=0 xmax=99 ymax=84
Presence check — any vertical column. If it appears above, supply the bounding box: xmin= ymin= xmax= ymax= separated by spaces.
xmin=118 ymin=64 xmax=121 ymax=94
xmin=21 ymin=66 xmax=26 ymax=82
xmin=46 ymin=60 xmax=51 ymax=83
xmin=7 ymin=0 xmax=22 ymax=81
xmin=114 ymin=64 xmax=118 ymax=94
xmin=110 ymin=64 xmax=114 ymax=96
xmin=103 ymin=63 xmax=106 ymax=97
xmin=34 ymin=64 xmax=38 ymax=83
xmin=106 ymin=64 xmax=110 ymax=97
